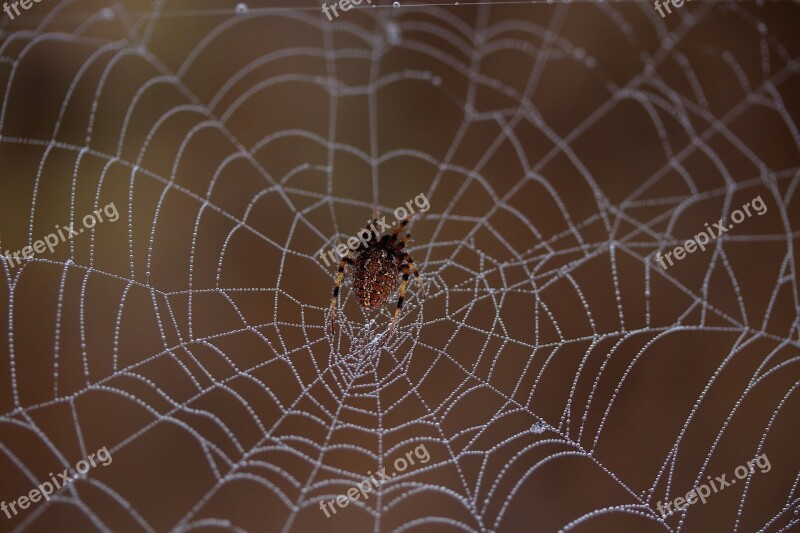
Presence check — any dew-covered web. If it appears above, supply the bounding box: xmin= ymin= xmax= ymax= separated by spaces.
xmin=1 ymin=0 xmax=799 ymax=531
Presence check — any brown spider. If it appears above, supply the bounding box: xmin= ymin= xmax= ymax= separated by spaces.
xmin=328 ymin=215 xmax=424 ymax=336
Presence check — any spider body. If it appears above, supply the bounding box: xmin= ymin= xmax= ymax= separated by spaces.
xmin=328 ymin=216 xmax=423 ymax=334
xmin=352 ymin=246 xmax=403 ymax=310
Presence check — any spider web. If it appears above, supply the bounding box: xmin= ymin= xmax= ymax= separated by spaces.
xmin=1 ymin=0 xmax=799 ymax=531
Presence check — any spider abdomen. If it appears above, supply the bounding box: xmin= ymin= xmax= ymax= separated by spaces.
xmin=351 ymin=248 xmax=399 ymax=310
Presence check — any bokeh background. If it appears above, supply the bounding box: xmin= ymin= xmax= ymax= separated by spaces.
xmin=1 ymin=0 xmax=799 ymax=531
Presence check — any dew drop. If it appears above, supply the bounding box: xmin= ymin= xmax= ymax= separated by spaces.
xmin=235 ymin=3 xmax=248 ymax=14
xmin=393 ymin=1 xmax=400 ymax=6
xmin=431 ymin=76 xmax=442 ymax=86
xmin=100 ymin=7 xmax=113 ymax=19
xmin=531 ymin=420 xmax=547 ymax=434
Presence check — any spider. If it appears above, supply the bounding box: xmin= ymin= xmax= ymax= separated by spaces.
xmin=328 ymin=215 xmax=424 ymax=336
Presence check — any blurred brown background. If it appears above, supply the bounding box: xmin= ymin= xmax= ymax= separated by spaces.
xmin=0 ymin=0 xmax=798 ymax=531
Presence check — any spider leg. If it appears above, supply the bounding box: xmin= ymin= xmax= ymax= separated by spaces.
xmin=388 ymin=263 xmax=411 ymax=335
xmin=392 ymin=212 xmax=416 ymax=239
xmin=402 ymin=251 xmax=425 ymax=297
xmin=357 ymin=219 xmax=380 ymax=251
xmin=328 ymin=255 xmax=354 ymax=334
xmin=399 ymin=234 xmax=425 ymax=297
